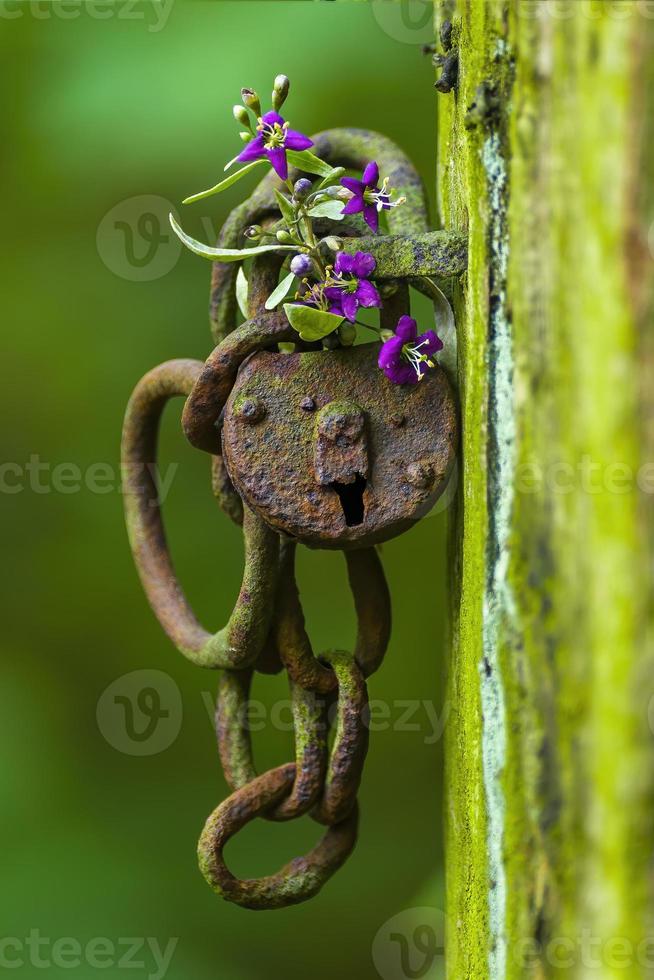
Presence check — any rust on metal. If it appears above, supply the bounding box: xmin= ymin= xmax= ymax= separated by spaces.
xmin=313 ymin=401 xmax=369 ymax=487
xmin=310 ymin=650 xmax=369 ymax=827
xmin=215 ymin=667 xmax=328 ymax=823
xmin=182 ymin=310 xmax=295 ymax=455
xmin=222 ymin=342 xmax=457 ymax=549
xmin=121 ymin=360 xmax=280 ymax=670
xmin=274 ymin=540 xmax=391 ymax=693
xmin=197 ymin=765 xmax=359 ymax=910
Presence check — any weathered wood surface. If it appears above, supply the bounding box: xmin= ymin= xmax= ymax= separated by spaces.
xmin=436 ymin=2 xmax=654 ymax=976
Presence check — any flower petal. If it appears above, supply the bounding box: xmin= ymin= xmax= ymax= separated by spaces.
xmin=261 ymin=110 xmax=285 ymax=126
xmin=340 ymin=176 xmax=365 ymax=196
xmin=378 ymin=335 xmax=403 ymax=371
xmin=391 ymin=363 xmax=420 ymax=385
xmin=395 ymin=316 xmax=417 ymax=342
xmin=363 ymin=204 xmax=379 ymax=233
xmin=267 ymin=146 xmax=288 ymax=180
xmin=352 ymin=251 xmax=376 ymax=278
xmin=341 ymin=197 xmax=364 ymax=215
xmin=324 ymin=285 xmax=345 ymax=301
xmin=362 ymin=160 xmax=379 ymax=187
xmin=237 ymin=135 xmax=266 ymax=163
xmin=355 ymin=279 xmax=381 ymax=308
xmin=284 ymin=129 xmax=314 ymax=151
xmin=334 ymin=253 xmax=355 ymax=275
xmin=418 ymin=329 xmax=444 ymax=356
xmin=341 ymin=294 xmax=358 ymax=322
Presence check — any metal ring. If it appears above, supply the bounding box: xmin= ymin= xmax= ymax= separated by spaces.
xmin=209 ymin=245 xmax=285 ymax=524
xmin=121 ymin=359 xmax=280 ymax=670
xmin=311 ymin=650 xmax=369 ymax=826
xmin=215 ymin=668 xmax=327 ymax=821
xmin=197 ymin=764 xmax=359 ymax=910
xmin=276 ymin=541 xmax=391 ymax=692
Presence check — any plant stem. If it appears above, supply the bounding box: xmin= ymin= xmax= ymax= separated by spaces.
xmin=354 ymin=319 xmax=382 ymax=336
xmin=280 ymin=180 xmax=327 ymax=276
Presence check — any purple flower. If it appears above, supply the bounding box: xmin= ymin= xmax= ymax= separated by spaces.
xmin=323 ymin=251 xmax=381 ymax=322
xmin=378 ymin=315 xmax=443 ymax=385
xmin=340 ymin=161 xmax=406 ymax=233
xmin=237 ymin=110 xmax=313 ymax=181
xmin=293 ymin=281 xmax=343 ymax=316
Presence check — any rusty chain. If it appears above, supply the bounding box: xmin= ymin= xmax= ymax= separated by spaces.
xmin=121 ymin=128 xmax=462 ymax=909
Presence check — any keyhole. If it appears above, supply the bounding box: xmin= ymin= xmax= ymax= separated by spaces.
xmin=330 ymin=474 xmax=367 ymax=526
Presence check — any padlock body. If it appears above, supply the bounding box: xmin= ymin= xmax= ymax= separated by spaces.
xmin=222 ymin=343 xmax=457 ymax=550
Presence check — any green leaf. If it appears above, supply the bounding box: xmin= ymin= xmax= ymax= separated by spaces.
xmin=169 ymin=214 xmax=297 ymax=262
xmin=182 ymin=160 xmax=266 ymax=205
xmin=223 ymin=153 xmax=242 ymax=172
xmin=274 ymin=189 xmax=297 ymax=228
xmin=283 ymin=303 xmax=344 ymax=341
xmin=265 ymin=271 xmax=296 ymax=311
xmin=306 ymin=200 xmax=346 ymax=221
xmin=286 ymin=149 xmax=335 ymax=178
xmin=236 ymin=266 xmax=249 ymax=318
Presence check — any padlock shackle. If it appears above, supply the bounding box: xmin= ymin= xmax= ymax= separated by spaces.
xmin=182 ymin=310 xmax=295 ymax=455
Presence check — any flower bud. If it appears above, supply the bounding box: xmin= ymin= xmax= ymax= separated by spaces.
xmin=276 ymin=230 xmax=293 ymax=244
xmin=323 ymin=236 xmax=342 ymax=253
xmin=324 ymin=185 xmax=350 ymax=201
xmin=293 ymin=178 xmax=312 ymax=201
xmin=290 ymin=254 xmax=312 ymax=277
xmin=233 ymin=104 xmax=251 ymax=129
xmin=244 ymin=225 xmax=262 ymax=241
xmin=380 ymin=328 xmax=394 ymax=342
xmin=338 ymin=323 xmax=357 ymax=347
xmin=239 ymin=131 xmax=251 ymax=143
xmin=241 ymin=88 xmax=261 ymax=118
xmin=272 ymin=74 xmax=290 ymax=111
xmin=320 ymin=166 xmax=346 ymax=187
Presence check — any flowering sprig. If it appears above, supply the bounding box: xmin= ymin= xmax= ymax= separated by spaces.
xmin=298 ymin=252 xmax=381 ymax=323
xmin=168 ymin=74 xmax=442 ymax=385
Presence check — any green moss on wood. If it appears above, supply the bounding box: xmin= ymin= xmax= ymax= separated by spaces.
xmin=438 ymin=2 xmax=654 ymax=977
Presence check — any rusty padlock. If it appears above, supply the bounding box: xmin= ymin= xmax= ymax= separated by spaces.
xmin=185 ymin=330 xmax=456 ymax=549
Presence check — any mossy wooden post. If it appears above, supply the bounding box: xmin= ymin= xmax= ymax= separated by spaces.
xmin=435 ymin=2 xmax=654 ymax=976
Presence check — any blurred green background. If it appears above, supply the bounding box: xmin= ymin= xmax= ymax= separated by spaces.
xmin=2 ymin=2 xmax=449 ymax=978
